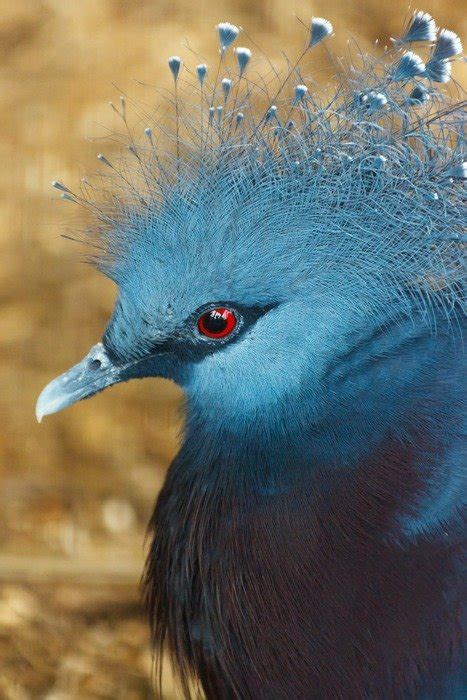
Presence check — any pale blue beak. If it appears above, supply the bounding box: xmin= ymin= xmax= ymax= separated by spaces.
xmin=36 ymin=343 xmax=122 ymax=422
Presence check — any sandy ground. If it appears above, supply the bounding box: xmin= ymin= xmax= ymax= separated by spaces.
xmin=0 ymin=0 xmax=464 ymax=697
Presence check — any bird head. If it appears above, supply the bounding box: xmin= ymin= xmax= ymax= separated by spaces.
xmin=37 ymin=15 xmax=464 ymax=457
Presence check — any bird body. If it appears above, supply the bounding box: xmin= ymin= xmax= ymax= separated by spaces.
xmin=37 ymin=11 xmax=465 ymax=698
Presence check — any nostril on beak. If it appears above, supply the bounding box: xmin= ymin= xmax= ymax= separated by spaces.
xmin=89 ymin=359 xmax=102 ymax=370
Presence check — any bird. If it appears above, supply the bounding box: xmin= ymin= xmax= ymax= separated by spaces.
xmin=37 ymin=11 xmax=465 ymax=699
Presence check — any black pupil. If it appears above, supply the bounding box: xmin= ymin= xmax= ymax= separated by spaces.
xmin=203 ymin=310 xmax=228 ymax=334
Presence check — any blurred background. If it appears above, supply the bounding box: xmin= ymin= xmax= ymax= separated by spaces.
xmin=0 ymin=0 xmax=464 ymax=697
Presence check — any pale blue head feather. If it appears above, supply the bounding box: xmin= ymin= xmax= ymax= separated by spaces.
xmin=84 ymin=16 xmax=463 ymax=333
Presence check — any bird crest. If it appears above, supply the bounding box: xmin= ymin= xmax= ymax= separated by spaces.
xmin=53 ymin=11 xmax=465 ymax=328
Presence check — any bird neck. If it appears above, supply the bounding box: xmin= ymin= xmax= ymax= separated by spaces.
xmin=182 ymin=320 xmax=464 ymax=537
xmin=147 ymin=369 xmax=464 ymax=696
xmin=182 ymin=409 xmax=462 ymax=534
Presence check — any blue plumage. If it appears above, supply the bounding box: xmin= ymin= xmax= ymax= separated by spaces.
xmin=37 ymin=10 xmax=465 ymax=698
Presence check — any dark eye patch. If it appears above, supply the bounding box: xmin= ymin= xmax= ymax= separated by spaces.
xmin=103 ymin=301 xmax=277 ymax=363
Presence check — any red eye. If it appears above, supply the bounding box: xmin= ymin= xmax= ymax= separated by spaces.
xmin=197 ymin=308 xmax=237 ymax=339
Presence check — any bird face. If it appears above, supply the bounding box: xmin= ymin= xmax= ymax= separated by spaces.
xmin=35 ymin=231 xmax=300 ymax=426
xmin=37 ymin=160 xmax=373 ymax=431
xmin=34 ymin=168 xmax=321 ymax=427
xmin=32 ymin=176 xmax=418 ymax=448
xmin=36 ymin=189 xmax=359 ymax=439
xmin=37 ymin=234 xmax=385 ymax=467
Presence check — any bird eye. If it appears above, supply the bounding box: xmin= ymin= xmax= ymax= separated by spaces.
xmin=197 ymin=308 xmax=237 ymax=339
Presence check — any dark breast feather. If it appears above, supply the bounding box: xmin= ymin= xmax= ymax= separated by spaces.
xmin=144 ymin=424 xmax=464 ymax=699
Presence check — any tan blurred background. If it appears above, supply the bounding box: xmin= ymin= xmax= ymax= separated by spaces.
xmin=0 ymin=1 xmax=464 ymax=697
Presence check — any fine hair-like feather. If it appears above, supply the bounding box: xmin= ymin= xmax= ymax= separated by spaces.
xmin=57 ymin=15 xmax=465 ymax=339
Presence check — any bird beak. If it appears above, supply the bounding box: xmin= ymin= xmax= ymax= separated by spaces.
xmin=36 ymin=342 xmax=127 ymax=422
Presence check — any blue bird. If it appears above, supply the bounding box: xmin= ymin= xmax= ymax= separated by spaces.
xmin=37 ymin=11 xmax=466 ymax=699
